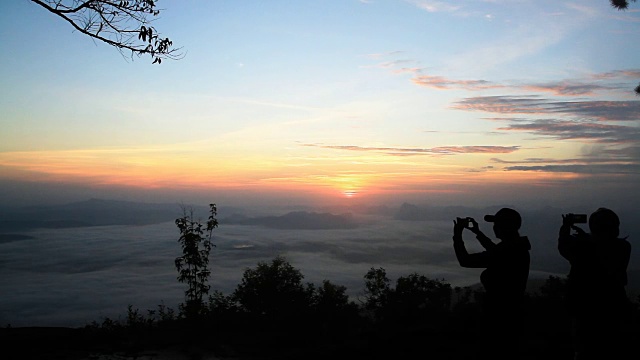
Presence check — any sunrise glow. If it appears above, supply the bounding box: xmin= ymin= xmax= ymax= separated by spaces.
xmin=0 ymin=0 xmax=638 ymax=209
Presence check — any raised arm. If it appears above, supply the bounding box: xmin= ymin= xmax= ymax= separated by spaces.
xmin=453 ymin=219 xmax=491 ymax=268
xmin=558 ymin=214 xmax=579 ymax=261
xmin=468 ymin=218 xmax=496 ymax=250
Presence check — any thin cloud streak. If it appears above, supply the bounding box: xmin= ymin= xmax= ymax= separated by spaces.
xmin=520 ymin=82 xmax=618 ymax=96
xmin=452 ymin=96 xmax=640 ymax=121
xmin=591 ymin=69 xmax=640 ymax=80
xmin=406 ymin=0 xmax=462 ymax=13
xmin=490 ymin=157 xmax=629 ymax=165
xmin=503 ymin=164 xmax=640 ymax=174
xmin=496 ymin=119 xmax=640 ymax=144
xmin=302 ymin=143 xmax=520 ymax=156
xmin=412 ymin=75 xmax=503 ymax=90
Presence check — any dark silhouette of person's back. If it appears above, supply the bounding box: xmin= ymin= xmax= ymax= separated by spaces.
xmin=452 ymin=208 xmax=531 ymax=360
xmin=558 ymin=208 xmax=632 ymax=359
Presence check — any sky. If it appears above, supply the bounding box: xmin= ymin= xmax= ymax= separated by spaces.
xmin=1 ymin=0 xmax=640 ymax=210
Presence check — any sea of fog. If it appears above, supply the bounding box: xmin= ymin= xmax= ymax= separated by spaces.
xmin=0 ymin=214 xmax=591 ymax=327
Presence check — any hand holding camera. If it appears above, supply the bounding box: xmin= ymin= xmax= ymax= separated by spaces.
xmin=562 ymin=213 xmax=588 ymax=237
xmin=454 ymin=217 xmax=478 ymax=234
xmin=563 ymin=213 xmax=587 ymax=225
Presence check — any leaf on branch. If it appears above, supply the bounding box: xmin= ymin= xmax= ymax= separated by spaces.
xmin=33 ymin=0 xmax=183 ymax=64
xmin=610 ymin=0 xmax=636 ymax=9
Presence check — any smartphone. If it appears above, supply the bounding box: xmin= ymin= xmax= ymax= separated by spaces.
xmin=567 ymin=213 xmax=587 ymax=224
xmin=456 ymin=217 xmax=470 ymax=228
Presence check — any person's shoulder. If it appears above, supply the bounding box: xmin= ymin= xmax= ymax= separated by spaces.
xmin=617 ymin=237 xmax=631 ymax=251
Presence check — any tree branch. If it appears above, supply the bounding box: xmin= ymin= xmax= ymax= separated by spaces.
xmin=30 ymin=0 xmax=182 ymax=63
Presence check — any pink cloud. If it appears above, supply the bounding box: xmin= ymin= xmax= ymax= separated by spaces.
xmin=412 ymin=75 xmax=502 ymax=90
xmin=302 ymin=143 xmax=519 ymax=156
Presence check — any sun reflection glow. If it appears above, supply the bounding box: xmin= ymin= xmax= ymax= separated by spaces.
xmin=343 ymin=190 xmax=358 ymax=198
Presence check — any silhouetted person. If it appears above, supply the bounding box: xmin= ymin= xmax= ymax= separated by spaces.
xmin=453 ymin=208 xmax=531 ymax=360
xmin=559 ymin=208 xmax=632 ymax=360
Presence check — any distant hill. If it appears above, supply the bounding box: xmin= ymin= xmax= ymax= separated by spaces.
xmin=222 ymin=211 xmax=359 ymax=230
xmin=393 ymin=202 xmax=509 ymax=221
xmin=0 ymin=199 xmax=212 ymax=232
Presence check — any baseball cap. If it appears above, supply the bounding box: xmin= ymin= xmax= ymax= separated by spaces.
xmin=484 ymin=208 xmax=522 ymax=230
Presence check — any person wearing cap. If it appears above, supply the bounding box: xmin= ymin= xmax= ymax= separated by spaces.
xmin=452 ymin=207 xmax=531 ymax=360
xmin=558 ymin=208 xmax=631 ymax=360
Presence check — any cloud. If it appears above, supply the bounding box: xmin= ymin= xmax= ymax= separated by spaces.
xmin=564 ymin=2 xmax=600 ymax=17
xmin=495 ymin=119 xmax=640 ymax=144
xmin=502 ymin=164 xmax=640 ymax=174
xmin=452 ymin=96 xmax=640 ymax=121
xmin=520 ymin=82 xmax=618 ymax=96
xmin=412 ymin=75 xmax=503 ymax=90
xmin=602 ymin=146 xmax=640 ymax=159
xmin=491 ymin=157 xmax=589 ymax=165
xmin=393 ymin=67 xmax=423 ymax=75
xmin=591 ymin=69 xmax=640 ymax=80
xmin=378 ymin=59 xmax=415 ymax=68
xmin=302 ymin=143 xmax=520 ymax=156
xmin=408 ymin=70 xmax=637 ymax=96
xmin=405 ymin=0 xmax=462 ymax=13
xmin=491 ymin=144 xmax=640 ymax=175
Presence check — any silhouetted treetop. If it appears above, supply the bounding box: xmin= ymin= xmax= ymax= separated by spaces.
xmin=233 ymin=256 xmax=310 ymax=318
xmin=611 ymin=0 xmax=637 ymax=10
xmin=609 ymin=1 xmax=640 ymax=94
xmin=31 ymin=0 xmax=182 ymax=64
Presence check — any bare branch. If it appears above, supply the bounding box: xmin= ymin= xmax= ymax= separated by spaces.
xmin=30 ymin=0 xmax=182 ymax=64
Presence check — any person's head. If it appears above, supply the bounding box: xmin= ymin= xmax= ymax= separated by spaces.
xmin=588 ymin=208 xmax=620 ymax=239
xmin=484 ymin=208 xmax=521 ymax=239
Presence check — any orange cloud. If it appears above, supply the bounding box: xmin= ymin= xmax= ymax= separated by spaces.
xmin=520 ymin=82 xmax=612 ymax=96
xmin=412 ymin=75 xmax=503 ymax=90
xmin=302 ymin=143 xmax=520 ymax=156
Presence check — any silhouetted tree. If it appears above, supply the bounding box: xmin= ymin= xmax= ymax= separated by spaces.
xmin=175 ymin=204 xmax=218 ymax=318
xmin=30 ymin=0 xmax=181 ymax=64
xmin=233 ymin=256 xmax=312 ymax=324
xmin=610 ymin=0 xmax=636 ymax=10
xmin=311 ymin=280 xmax=351 ymax=314
xmin=538 ymin=275 xmax=567 ymax=301
xmin=363 ymin=267 xmax=391 ymax=313
xmin=394 ymin=273 xmax=452 ymax=314
xmin=363 ymin=268 xmax=453 ymax=326
xmin=609 ymin=1 xmax=640 ymax=94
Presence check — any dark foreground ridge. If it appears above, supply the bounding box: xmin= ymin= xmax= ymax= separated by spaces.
xmin=2 ymin=274 xmax=639 ymax=360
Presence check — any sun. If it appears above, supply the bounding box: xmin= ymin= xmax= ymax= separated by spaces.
xmin=342 ymin=189 xmax=360 ymax=198
xmin=343 ymin=190 xmax=358 ymax=198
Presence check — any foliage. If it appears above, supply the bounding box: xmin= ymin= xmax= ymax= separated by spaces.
xmin=609 ymin=0 xmax=640 ymax=95
xmin=610 ymin=0 xmax=637 ymax=10
xmin=363 ymin=267 xmax=391 ymax=311
xmin=76 ymin=262 xmax=640 ymax=360
xmin=311 ymin=280 xmax=352 ymax=314
xmin=175 ymin=204 xmax=218 ymax=318
xmin=232 ymin=256 xmax=311 ymax=321
xmin=394 ymin=273 xmax=452 ymax=314
xmin=363 ymin=267 xmax=452 ymax=324
xmin=538 ymin=275 xmax=568 ymax=301
xmin=30 ymin=0 xmax=181 ymax=64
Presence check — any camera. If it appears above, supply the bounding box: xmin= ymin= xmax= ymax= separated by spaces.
xmin=456 ymin=217 xmax=474 ymax=228
xmin=566 ymin=213 xmax=587 ymax=224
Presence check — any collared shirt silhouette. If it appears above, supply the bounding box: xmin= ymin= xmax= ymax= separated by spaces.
xmin=452 ymin=207 xmax=531 ymax=360
xmin=558 ymin=208 xmax=631 ymax=360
